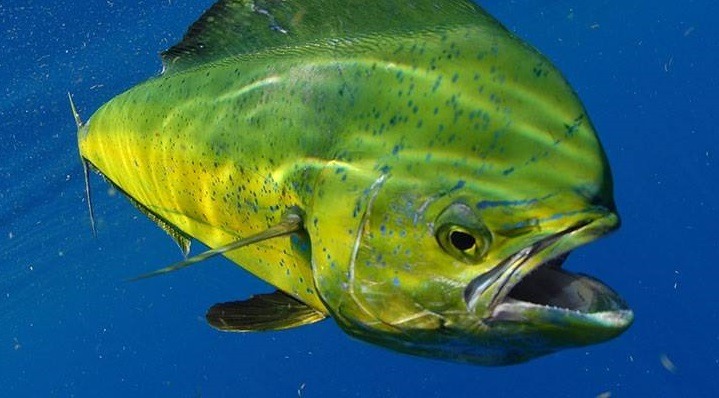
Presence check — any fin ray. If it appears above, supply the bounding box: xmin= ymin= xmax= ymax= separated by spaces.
xmin=67 ymin=92 xmax=83 ymax=128
xmin=81 ymin=159 xmax=97 ymax=237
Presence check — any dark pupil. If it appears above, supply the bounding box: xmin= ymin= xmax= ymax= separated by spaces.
xmin=450 ymin=230 xmax=475 ymax=251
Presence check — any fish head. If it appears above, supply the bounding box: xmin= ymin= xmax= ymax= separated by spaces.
xmin=309 ymin=147 xmax=631 ymax=365
xmin=307 ymin=48 xmax=632 ymax=365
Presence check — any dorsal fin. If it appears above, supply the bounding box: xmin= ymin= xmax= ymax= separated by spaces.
xmin=161 ymin=0 xmax=495 ymax=74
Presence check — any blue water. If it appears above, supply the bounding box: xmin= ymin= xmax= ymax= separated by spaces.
xmin=1 ymin=0 xmax=716 ymax=396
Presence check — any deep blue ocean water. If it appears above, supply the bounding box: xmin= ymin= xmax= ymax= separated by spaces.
xmin=1 ymin=0 xmax=716 ymax=396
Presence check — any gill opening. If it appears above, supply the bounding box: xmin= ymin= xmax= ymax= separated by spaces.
xmin=347 ymin=173 xmax=388 ymax=322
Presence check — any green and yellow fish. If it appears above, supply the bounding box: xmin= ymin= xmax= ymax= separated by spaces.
xmin=74 ymin=0 xmax=632 ymax=365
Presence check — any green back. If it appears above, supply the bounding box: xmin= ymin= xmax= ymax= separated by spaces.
xmin=161 ymin=0 xmax=497 ymax=73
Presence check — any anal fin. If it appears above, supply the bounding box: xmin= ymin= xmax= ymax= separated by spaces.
xmin=206 ymin=290 xmax=326 ymax=332
xmin=83 ymin=158 xmax=192 ymax=256
xmin=124 ymin=194 xmax=192 ymax=257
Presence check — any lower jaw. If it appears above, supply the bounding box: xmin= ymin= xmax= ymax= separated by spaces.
xmin=488 ymin=265 xmax=633 ymax=339
xmin=489 ymin=298 xmax=633 ymax=348
xmin=472 ymin=212 xmax=632 ymax=336
xmin=507 ymin=264 xmax=629 ymax=313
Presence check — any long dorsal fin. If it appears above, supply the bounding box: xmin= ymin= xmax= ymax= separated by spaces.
xmin=128 ymin=207 xmax=303 ymax=281
xmin=206 ymin=290 xmax=326 ymax=331
xmin=161 ymin=0 xmax=494 ymax=74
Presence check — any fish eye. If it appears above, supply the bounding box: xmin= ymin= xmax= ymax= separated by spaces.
xmin=435 ymin=203 xmax=492 ymax=263
xmin=450 ymin=230 xmax=476 ymax=251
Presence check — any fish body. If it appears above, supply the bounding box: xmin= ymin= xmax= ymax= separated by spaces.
xmin=77 ymin=0 xmax=632 ymax=365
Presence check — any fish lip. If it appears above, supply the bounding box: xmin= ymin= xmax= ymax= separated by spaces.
xmin=464 ymin=212 xmax=631 ymax=327
xmin=463 ymin=220 xmax=589 ymax=313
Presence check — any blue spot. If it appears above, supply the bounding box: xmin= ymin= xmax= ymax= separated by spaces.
xmin=290 ymin=234 xmax=310 ymax=252
xmin=500 ymin=218 xmax=539 ymax=231
xmin=476 ymin=195 xmax=552 ymax=210
xmin=392 ymin=145 xmax=401 ymax=155
xmin=451 ymin=180 xmax=465 ymax=191
xmin=393 ymin=277 xmax=400 ymax=287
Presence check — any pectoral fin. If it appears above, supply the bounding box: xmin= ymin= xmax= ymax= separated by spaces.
xmin=128 ymin=207 xmax=303 ymax=281
xmin=206 ymin=290 xmax=326 ymax=332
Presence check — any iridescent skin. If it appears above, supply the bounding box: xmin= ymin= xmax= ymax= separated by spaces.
xmin=77 ymin=0 xmax=631 ymax=365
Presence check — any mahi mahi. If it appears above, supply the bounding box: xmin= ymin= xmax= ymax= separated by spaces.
xmin=75 ymin=0 xmax=633 ymax=365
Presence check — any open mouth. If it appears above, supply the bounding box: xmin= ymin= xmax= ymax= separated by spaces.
xmin=503 ymin=252 xmax=629 ymax=315
xmin=464 ymin=217 xmax=633 ymax=328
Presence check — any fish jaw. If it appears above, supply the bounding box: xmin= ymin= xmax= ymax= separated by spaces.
xmin=463 ymin=210 xmax=633 ymax=360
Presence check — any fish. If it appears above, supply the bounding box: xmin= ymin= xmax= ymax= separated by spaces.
xmin=74 ymin=0 xmax=633 ymax=365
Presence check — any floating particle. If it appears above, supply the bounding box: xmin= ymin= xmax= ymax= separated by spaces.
xmin=297 ymin=383 xmax=306 ymax=397
xmin=660 ymin=353 xmax=677 ymax=373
